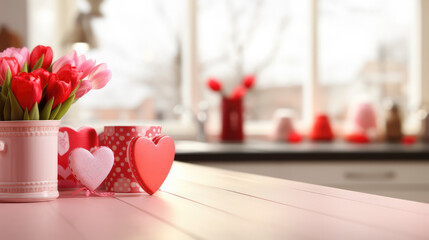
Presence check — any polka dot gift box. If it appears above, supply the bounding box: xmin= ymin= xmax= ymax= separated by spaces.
xmin=103 ymin=126 xmax=161 ymax=193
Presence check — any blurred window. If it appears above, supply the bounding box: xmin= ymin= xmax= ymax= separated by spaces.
xmin=318 ymin=0 xmax=412 ymax=121
xmin=74 ymin=0 xmax=184 ymax=123
xmin=72 ymin=0 xmax=414 ymax=132
xmin=198 ymin=0 xmax=309 ymax=122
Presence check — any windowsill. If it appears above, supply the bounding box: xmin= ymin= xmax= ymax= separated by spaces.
xmin=60 ymin=117 xmax=420 ymax=143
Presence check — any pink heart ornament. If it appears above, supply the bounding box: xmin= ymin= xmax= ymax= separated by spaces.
xmin=69 ymin=147 xmax=114 ymax=191
xmin=128 ymin=136 xmax=175 ymax=195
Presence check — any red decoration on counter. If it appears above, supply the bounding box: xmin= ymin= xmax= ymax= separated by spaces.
xmin=310 ymin=114 xmax=335 ymax=141
xmin=288 ymin=132 xmax=302 ymax=143
xmin=127 ymin=135 xmax=175 ymax=195
xmin=221 ymin=97 xmax=244 ymax=141
xmin=401 ymin=135 xmax=416 ymax=145
xmin=243 ymin=75 xmax=255 ymax=89
xmin=58 ymin=126 xmax=99 ymax=188
xmin=207 ymin=77 xmax=222 ymax=92
xmin=344 ymin=102 xmax=377 ymax=143
xmin=345 ymin=133 xmax=369 ymax=144
xmin=230 ymin=85 xmax=247 ymax=100
xmin=207 ymin=75 xmax=256 ymax=142
xmin=271 ymin=109 xmax=296 ymax=142
xmin=353 ymin=103 xmax=377 ymax=130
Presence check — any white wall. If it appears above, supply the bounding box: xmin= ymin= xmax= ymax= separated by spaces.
xmin=0 ymin=0 xmax=28 ymax=45
xmin=27 ymin=0 xmax=77 ymax=56
xmin=0 ymin=0 xmax=76 ymax=55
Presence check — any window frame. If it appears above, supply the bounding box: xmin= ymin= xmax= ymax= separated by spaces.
xmin=182 ymin=0 xmax=425 ymax=136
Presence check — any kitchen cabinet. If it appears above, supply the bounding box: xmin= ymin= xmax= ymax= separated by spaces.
xmin=197 ymin=161 xmax=429 ymax=203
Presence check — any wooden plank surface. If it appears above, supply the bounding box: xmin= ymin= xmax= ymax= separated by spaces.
xmin=0 ymin=161 xmax=428 ymax=240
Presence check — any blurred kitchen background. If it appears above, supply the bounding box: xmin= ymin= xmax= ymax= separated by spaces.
xmin=1 ymin=0 xmax=429 ymax=203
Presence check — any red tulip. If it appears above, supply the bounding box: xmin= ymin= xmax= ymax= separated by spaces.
xmin=11 ymin=72 xmax=42 ymax=111
xmin=29 ymin=45 xmax=53 ymax=70
xmin=32 ymin=68 xmax=51 ymax=88
xmin=45 ymin=73 xmax=72 ymax=109
xmin=56 ymin=64 xmax=82 ymax=91
xmin=243 ymin=75 xmax=255 ymax=89
xmin=207 ymin=77 xmax=222 ymax=92
xmin=0 ymin=57 xmax=19 ymax=86
xmin=231 ymin=85 xmax=247 ymax=100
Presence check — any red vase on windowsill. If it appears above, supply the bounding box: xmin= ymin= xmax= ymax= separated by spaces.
xmin=221 ymin=97 xmax=244 ymax=141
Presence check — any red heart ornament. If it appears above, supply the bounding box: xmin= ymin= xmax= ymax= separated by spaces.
xmin=127 ymin=135 xmax=175 ymax=195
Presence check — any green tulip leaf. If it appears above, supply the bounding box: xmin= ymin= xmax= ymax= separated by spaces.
xmin=9 ymin=90 xmax=23 ymax=120
xmin=40 ymin=97 xmax=54 ymax=120
xmin=3 ymin=92 xmax=11 ymax=121
xmin=29 ymin=102 xmax=39 ymax=120
xmin=21 ymin=62 xmax=28 ymax=73
xmin=23 ymin=108 xmax=29 ymax=120
xmin=47 ymin=62 xmax=54 ymax=72
xmin=54 ymin=94 xmax=75 ymax=120
xmin=31 ymin=54 xmax=44 ymax=71
xmin=49 ymin=103 xmax=61 ymax=120
xmin=1 ymin=69 xmax=11 ymax=96
xmin=0 ymin=93 xmax=7 ymax=120
xmin=70 ymin=80 xmax=81 ymax=96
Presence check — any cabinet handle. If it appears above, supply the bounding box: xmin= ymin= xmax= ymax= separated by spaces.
xmin=344 ymin=171 xmax=396 ymax=181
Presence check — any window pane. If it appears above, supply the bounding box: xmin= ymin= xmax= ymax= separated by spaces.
xmin=198 ymin=0 xmax=309 ymax=121
xmin=71 ymin=0 xmax=184 ymax=123
xmin=318 ymin=0 xmax=413 ymax=120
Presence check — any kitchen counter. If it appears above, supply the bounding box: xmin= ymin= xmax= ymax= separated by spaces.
xmin=1 ymin=162 xmax=428 ymax=239
xmin=175 ymin=140 xmax=429 ymax=161
xmin=175 ymin=141 xmax=429 ymax=203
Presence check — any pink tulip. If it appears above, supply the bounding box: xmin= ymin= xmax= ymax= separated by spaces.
xmin=0 ymin=57 xmax=19 ymax=86
xmin=0 ymin=47 xmax=29 ymax=70
xmin=53 ymin=50 xmax=95 ymax=79
xmin=75 ymin=80 xmax=92 ymax=99
xmin=52 ymin=53 xmax=73 ymax=73
xmin=87 ymin=63 xmax=111 ymax=89
xmin=77 ymin=55 xmax=96 ymax=79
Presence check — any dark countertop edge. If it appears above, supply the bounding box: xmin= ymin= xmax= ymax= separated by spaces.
xmin=175 ymin=152 xmax=429 ymax=162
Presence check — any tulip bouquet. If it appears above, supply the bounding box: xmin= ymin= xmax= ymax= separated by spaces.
xmin=0 ymin=45 xmax=111 ymax=121
xmin=207 ymin=75 xmax=255 ymax=99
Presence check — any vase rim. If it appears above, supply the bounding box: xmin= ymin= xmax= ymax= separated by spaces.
xmin=0 ymin=120 xmax=61 ymax=127
xmin=104 ymin=125 xmax=162 ymax=128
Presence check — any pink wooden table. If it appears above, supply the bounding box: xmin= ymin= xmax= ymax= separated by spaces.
xmin=1 ymin=161 xmax=428 ymax=239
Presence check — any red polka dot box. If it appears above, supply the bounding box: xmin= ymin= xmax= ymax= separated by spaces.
xmin=102 ymin=126 xmax=162 ymax=193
